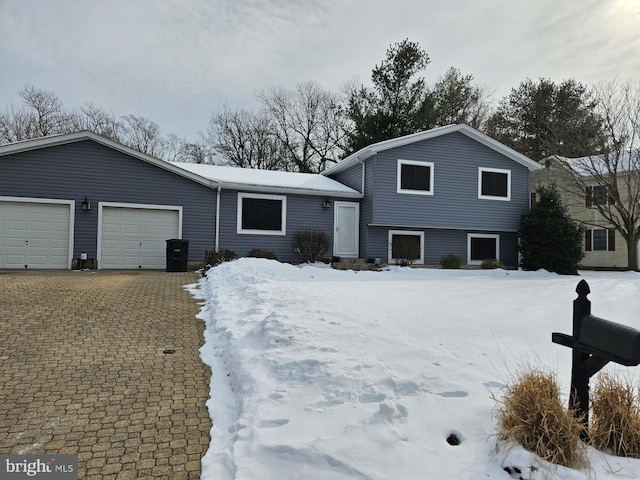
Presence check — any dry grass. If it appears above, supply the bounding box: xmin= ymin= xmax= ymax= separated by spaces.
xmin=590 ymin=372 xmax=640 ymax=457
xmin=495 ymin=369 xmax=589 ymax=469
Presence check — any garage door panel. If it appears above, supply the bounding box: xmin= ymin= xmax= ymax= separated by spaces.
xmin=0 ymin=201 xmax=71 ymax=269
xmin=101 ymin=206 xmax=179 ymax=269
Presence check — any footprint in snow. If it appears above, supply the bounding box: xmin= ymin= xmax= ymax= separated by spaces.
xmin=436 ymin=391 xmax=468 ymax=398
xmin=257 ymin=419 xmax=289 ymax=429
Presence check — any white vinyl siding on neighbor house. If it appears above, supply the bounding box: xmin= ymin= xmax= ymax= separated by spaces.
xmin=478 ymin=167 xmax=511 ymax=201
xmin=388 ymin=230 xmax=424 ymax=265
xmin=467 ymin=233 xmax=500 ymax=265
xmin=237 ymin=192 xmax=287 ymax=235
xmin=397 ymin=159 xmax=434 ymax=195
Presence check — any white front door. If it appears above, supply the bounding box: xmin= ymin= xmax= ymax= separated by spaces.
xmin=334 ymin=202 xmax=359 ymax=258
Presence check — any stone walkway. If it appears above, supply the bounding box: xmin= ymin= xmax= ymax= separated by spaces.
xmin=0 ymin=270 xmax=212 ymax=479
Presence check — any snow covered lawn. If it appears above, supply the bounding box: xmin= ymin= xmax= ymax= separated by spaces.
xmin=189 ymin=259 xmax=640 ymax=479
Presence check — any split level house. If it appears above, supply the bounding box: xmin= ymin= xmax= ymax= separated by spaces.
xmin=531 ymin=155 xmax=633 ymax=270
xmin=0 ymin=124 xmax=542 ymax=270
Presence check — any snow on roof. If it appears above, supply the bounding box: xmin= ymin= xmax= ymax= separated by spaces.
xmin=172 ymin=162 xmax=362 ymax=197
xmin=556 ymin=150 xmax=640 ymax=177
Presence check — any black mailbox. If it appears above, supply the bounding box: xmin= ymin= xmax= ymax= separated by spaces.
xmin=578 ymin=315 xmax=640 ymax=366
xmin=553 ymin=279 xmax=640 ymax=439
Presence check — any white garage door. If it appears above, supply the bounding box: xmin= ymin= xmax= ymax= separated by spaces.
xmin=0 ymin=200 xmax=72 ymax=269
xmin=100 ymin=206 xmax=180 ymax=269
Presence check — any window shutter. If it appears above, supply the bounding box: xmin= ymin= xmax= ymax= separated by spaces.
xmin=586 ymin=187 xmax=592 ymax=207
xmin=585 ymin=230 xmax=592 ymax=251
xmin=608 ymin=229 xmax=616 ymax=251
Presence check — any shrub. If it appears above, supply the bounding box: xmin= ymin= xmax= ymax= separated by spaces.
xmin=247 ymin=248 xmax=278 ymax=260
xmin=519 ymin=186 xmax=584 ymax=274
xmin=291 ymin=228 xmax=330 ymax=263
xmin=440 ymin=254 xmax=462 ymax=269
xmin=494 ymin=369 xmax=588 ymax=468
xmin=481 ymin=258 xmax=504 ymax=269
xmin=390 ymin=235 xmax=420 ymax=266
xmin=590 ymin=372 xmax=640 ymax=457
xmin=202 ymin=249 xmax=237 ymax=275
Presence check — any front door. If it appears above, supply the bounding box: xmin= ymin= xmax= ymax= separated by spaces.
xmin=334 ymin=202 xmax=359 ymax=258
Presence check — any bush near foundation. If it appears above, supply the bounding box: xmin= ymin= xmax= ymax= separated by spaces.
xmin=291 ymin=228 xmax=330 ymax=263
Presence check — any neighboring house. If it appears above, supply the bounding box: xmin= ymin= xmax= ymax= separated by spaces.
xmin=0 ymin=125 xmax=541 ymax=270
xmin=531 ymin=156 xmax=628 ymax=269
xmin=322 ymin=124 xmax=542 ymax=266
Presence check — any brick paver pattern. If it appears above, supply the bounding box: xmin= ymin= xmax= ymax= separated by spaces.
xmin=0 ymin=270 xmax=212 ymax=479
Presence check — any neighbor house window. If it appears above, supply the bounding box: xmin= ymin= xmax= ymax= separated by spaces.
xmin=478 ymin=168 xmax=511 ymax=201
xmin=388 ymin=230 xmax=424 ymax=264
xmin=585 ymin=229 xmax=615 ymax=252
xmin=237 ymin=193 xmax=286 ymax=235
xmin=467 ymin=234 xmax=500 ymax=265
xmin=397 ymin=160 xmax=434 ymax=195
xmin=586 ymin=185 xmax=609 ymax=207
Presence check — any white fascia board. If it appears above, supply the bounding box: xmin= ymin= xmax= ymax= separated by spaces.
xmin=216 ymin=181 xmax=364 ymax=198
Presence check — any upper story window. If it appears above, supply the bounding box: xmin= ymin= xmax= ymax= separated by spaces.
xmin=478 ymin=167 xmax=511 ymax=201
xmin=237 ymin=192 xmax=287 ymax=235
xmin=586 ymin=185 xmax=609 ymax=207
xmin=397 ymin=160 xmax=434 ymax=195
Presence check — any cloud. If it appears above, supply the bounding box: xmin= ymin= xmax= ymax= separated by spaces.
xmin=1 ymin=0 xmax=639 ymax=139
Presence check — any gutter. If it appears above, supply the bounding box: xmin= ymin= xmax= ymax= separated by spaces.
xmin=215 ymin=186 xmax=221 ymax=252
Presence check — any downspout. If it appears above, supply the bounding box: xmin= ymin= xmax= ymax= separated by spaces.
xmin=358 ymin=159 xmax=365 ymax=195
xmin=215 ymin=186 xmax=221 ymax=252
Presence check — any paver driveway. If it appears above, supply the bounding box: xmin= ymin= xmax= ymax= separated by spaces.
xmin=0 ymin=270 xmax=212 ymax=479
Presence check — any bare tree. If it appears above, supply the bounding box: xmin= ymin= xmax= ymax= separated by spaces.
xmin=259 ymin=81 xmax=349 ymax=172
xmin=204 ymin=106 xmax=288 ymax=170
xmin=120 ymin=114 xmax=167 ymax=158
xmin=555 ymin=80 xmax=640 ymax=270
xmin=75 ymin=103 xmax=124 ymax=141
xmin=0 ymin=86 xmax=77 ymax=143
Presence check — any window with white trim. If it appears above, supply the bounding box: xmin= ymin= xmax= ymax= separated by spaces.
xmin=467 ymin=234 xmax=500 ymax=265
xmin=388 ymin=230 xmax=424 ymax=264
xmin=585 ymin=229 xmax=615 ymax=252
xmin=237 ymin=193 xmax=286 ymax=235
xmin=397 ymin=160 xmax=434 ymax=195
xmin=478 ymin=168 xmax=511 ymax=201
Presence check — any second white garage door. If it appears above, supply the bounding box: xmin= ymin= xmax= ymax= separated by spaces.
xmin=100 ymin=205 xmax=181 ymax=269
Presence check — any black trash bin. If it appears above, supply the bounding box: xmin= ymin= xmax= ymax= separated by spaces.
xmin=166 ymin=239 xmax=189 ymax=272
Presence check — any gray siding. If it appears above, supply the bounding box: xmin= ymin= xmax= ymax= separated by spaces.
xmin=329 ymin=162 xmax=362 ymax=192
xmin=0 ymin=140 xmax=217 ymax=262
xmin=367 ymin=132 xmax=530 ymax=231
xmin=366 ymin=227 xmax=519 ymax=267
xmin=217 ymin=190 xmax=337 ymax=263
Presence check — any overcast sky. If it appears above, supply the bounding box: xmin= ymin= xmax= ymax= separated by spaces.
xmin=1 ymin=0 xmax=639 ymax=140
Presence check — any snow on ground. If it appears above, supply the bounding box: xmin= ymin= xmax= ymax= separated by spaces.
xmin=188 ymin=258 xmax=640 ymax=479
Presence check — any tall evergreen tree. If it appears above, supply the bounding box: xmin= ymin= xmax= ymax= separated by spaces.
xmin=519 ymin=186 xmax=584 ymax=274
xmin=345 ymin=39 xmax=433 ymax=153
xmin=486 ymin=78 xmax=604 ymax=161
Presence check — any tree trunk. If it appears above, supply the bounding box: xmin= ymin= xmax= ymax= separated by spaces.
xmin=627 ymin=235 xmax=639 ymax=271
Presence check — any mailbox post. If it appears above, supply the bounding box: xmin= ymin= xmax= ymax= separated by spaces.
xmin=552 ymin=279 xmax=640 ymax=439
